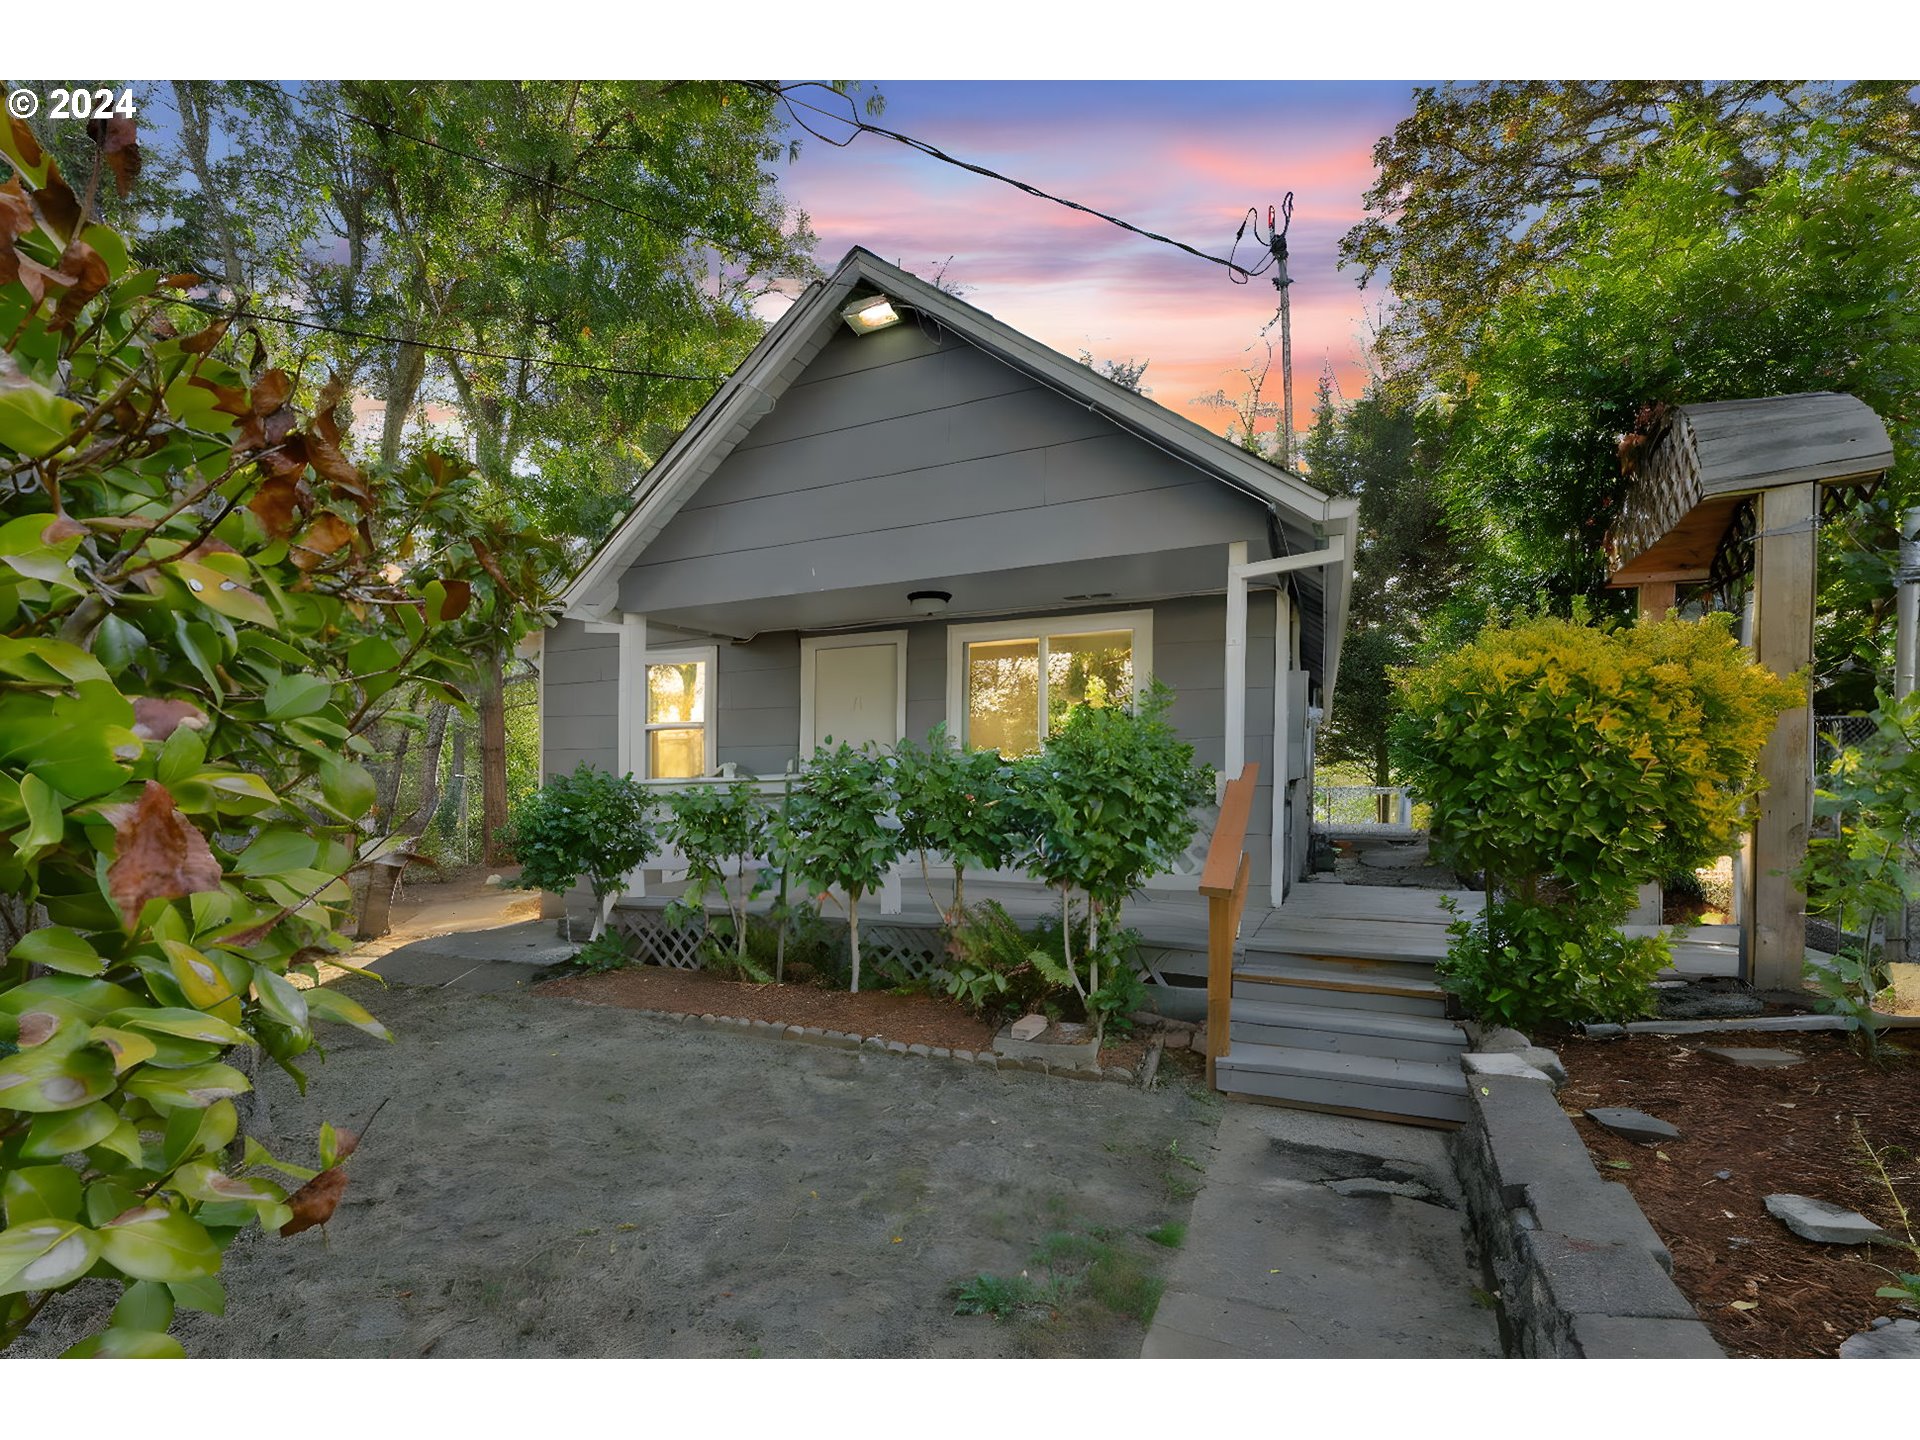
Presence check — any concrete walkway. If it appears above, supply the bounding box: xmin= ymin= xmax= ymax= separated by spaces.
xmin=355 ymin=918 xmax=574 ymax=992
xmin=1142 ymin=1103 xmax=1504 ymax=1358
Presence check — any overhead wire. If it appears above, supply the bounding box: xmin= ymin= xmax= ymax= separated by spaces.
xmin=745 ymin=81 xmax=1259 ymax=284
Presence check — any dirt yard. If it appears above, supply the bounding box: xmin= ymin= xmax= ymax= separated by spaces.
xmin=13 ymin=980 xmax=1220 ymax=1359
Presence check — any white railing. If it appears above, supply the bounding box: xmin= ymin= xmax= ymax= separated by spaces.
xmin=1312 ymin=784 xmax=1421 ymax=831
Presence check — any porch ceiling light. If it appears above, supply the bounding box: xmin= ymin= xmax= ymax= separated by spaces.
xmin=908 ymin=590 xmax=951 ymax=617
xmin=841 ymin=293 xmax=902 ymax=334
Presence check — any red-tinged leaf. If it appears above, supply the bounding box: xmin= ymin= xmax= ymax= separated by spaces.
xmin=103 ymin=781 xmax=223 ymax=928
xmin=250 ymin=369 xmax=293 ymax=416
xmin=178 ymin=318 xmax=230 ymax=355
xmin=131 ymin=697 xmax=209 ymax=741
xmin=49 ymin=239 xmax=110 ymax=329
xmin=0 ymin=176 xmax=31 ymax=239
xmin=436 ymin=579 xmax=472 ymax=621
xmin=42 ymin=515 xmax=85 ymax=543
xmin=258 ymin=433 xmax=309 ymax=481
xmin=278 ymin=1165 xmax=348 ymax=1236
xmin=87 ymin=115 xmax=141 ymax=197
xmin=305 ymin=378 xmax=373 ymax=505
xmin=291 ymin=512 xmax=354 ymax=572
xmin=247 ymin=476 xmax=302 ymax=537
xmin=159 ymin=273 xmax=202 ymax=291
xmin=188 ymin=375 xmax=250 ymax=418
xmin=32 ymin=172 xmax=81 ymax=244
xmin=471 ymin=538 xmax=509 ymax=590
xmin=17 ymin=1009 xmax=59 ymax=1047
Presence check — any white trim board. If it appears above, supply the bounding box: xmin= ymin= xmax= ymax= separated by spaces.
xmin=799 ymin=629 xmax=909 ymax=753
xmin=943 ymin=607 xmax=1155 ymax=748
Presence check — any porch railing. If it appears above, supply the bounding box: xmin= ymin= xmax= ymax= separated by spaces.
xmin=1200 ymin=761 xmax=1259 ymax=1088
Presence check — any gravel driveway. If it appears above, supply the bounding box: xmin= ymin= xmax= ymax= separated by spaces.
xmin=16 ymin=980 xmax=1219 ymax=1358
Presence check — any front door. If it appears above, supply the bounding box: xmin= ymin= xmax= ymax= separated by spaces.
xmin=804 ymin=633 xmax=905 ymax=753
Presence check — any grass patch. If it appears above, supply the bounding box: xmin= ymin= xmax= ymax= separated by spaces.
xmin=952 ymin=1272 xmax=1048 ymax=1319
xmin=954 ymin=1225 xmax=1168 ymax=1329
xmin=1144 ymin=1221 xmax=1186 ymax=1249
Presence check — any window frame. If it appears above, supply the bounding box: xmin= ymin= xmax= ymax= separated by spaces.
xmin=641 ymin=644 xmax=718 ymax=779
xmin=943 ymin=608 xmax=1154 ymax=753
xmin=798 ymin=630 xmax=910 ymax=756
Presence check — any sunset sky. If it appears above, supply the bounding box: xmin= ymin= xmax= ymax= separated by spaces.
xmin=763 ymin=80 xmax=1426 ymax=447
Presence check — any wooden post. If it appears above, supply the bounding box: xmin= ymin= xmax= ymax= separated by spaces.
xmin=1637 ymin=581 xmax=1677 ymax=622
xmin=1200 ymin=763 xmax=1258 ymax=1089
xmin=1631 ymin=582 xmax=1678 ymax=923
xmin=1750 ymin=482 xmax=1817 ymax=990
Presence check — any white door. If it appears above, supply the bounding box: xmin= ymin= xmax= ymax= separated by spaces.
xmin=807 ymin=638 xmax=903 ymax=752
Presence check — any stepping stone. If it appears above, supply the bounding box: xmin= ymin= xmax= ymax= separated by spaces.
xmin=1699 ymin=1046 xmax=1804 ymax=1068
xmin=1519 ymin=1046 xmax=1568 ymax=1085
xmin=1764 ymin=1194 xmax=1891 ymax=1245
xmin=1840 ymin=1319 xmax=1920 ymax=1359
xmin=1585 ymin=1107 xmax=1681 ymax=1143
xmin=1009 ymin=1014 xmax=1047 ymax=1042
xmin=1464 ymin=1052 xmax=1554 ymax=1084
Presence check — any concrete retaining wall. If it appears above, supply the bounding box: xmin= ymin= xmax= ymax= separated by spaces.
xmin=1453 ymin=1071 xmax=1723 ymax=1358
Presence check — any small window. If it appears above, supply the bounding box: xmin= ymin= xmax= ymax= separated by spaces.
xmin=947 ymin=611 xmax=1151 ymax=757
xmin=645 ymin=655 xmax=711 ymax=778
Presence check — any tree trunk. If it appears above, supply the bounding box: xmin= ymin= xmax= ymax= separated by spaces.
xmin=171 ymin=83 xmax=249 ymax=296
xmin=374 ymin=713 xmax=412 ymax=829
xmin=848 ymin=888 xmax=863 ymax=994
xmin=354 ymin=701 xmax=451 ymax=939
xmin=479 ymin=643 xmax=512 ymax=865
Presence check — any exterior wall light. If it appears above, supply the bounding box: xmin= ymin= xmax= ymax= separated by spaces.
xmin=842 ymin=294 xmax=903 ymax=334
xmin=908 ymin=590 xmax=951 ymax=617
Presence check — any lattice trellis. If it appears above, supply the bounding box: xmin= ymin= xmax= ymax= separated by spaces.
xmin=608 ymin=909 xmax=706 ymax=969
xmin=855 ymin=924 xmax=950 ymax=985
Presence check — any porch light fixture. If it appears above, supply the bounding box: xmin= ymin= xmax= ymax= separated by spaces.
xmin=841 ymin=293 xmax=902 ymax=334
xmin=908 ymin=590 xmax=951 ymax=617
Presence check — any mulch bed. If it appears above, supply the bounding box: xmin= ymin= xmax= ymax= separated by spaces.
xmin=537 ymin=963 xmax=1164 ymax=1077
xmin=1556 ymin=1032 xmax=1920 ymax=1358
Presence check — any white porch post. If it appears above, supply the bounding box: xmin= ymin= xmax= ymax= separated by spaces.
xmin=1271 ymin=587 xmax=1291 ymax=904
xmin=1224 ymin=541 xmax=1249 ymax=781
xmin=617 ymin=611 xmax=649 ymax=780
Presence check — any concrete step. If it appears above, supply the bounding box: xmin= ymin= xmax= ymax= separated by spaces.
xmin=1214 ymin=1041 xmax=1470 ymax=1126
xmin=1231 ymin=962 xmax=1448 ymax=1018
xmin=1228 ymin=997 xmax=1468 ymax=1064
xmin=1237 ymin=938 xmax=1440 ymax=980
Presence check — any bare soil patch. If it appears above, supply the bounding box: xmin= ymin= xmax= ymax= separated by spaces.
xmin=1557 ymin=1032 xmax=1920 ymax=1358
xmin=10 ymin=982 xmax=1217 ymax=1359
xmin=542 ymin=963 xmax=1163 ymax=1075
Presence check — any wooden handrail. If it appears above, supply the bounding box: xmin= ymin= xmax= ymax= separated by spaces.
xmin=1202 ymin=763 xmax=1259 ymax=1087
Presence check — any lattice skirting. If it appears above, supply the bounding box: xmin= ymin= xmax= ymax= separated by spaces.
xmin=607 ymin=907 xmax=950 ymax=983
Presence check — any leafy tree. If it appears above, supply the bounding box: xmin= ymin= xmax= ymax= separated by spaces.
xmin=661 ymin=780 xmax=771 ymax=976
xmin=1300 ymin=370 xmax=1462 ymax=794
xmin=0 ymin=115 xmax=532 ymax=1354
xmin=781 ymin=743 xmax=904 ymax=994
xmin=1341 ymin=81 xmax=1920 ymax=389
xmin=1014 ymin=684 xmax=1212 ymax=1020
xmin=509 ymin=765 xmax=657 ymax=944
xmin=1076 ymin=350 xmax=1150 ymax=395
xmin=890 ymin=726 xmax=1023 ymax=922
xmin=1425 ymin=125 xmax=1920 ymax=695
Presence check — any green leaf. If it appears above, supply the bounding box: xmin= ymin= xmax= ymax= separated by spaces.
xmin=96 ymin=1206 xmax=222 ymax=1283
xmin=111 ymin=1279 xmax=176 ymax=1334
xmin=20 ymin=1101 xmax=118 ymax=1160
xmin=62 ymin=1326 xmax=188 ymax=1359
xmin=263 ymin=672 xmax=333 ymax=720
xmin=167 ymin=560 xmax=276 ymax=628
xmin=3 ymin=1165 xmax=84 ymax=1225
xmin=0 ymin=385 xmax=83 ymax=454
xmin=242 ymin=1135 xmax=317 ymax=1184
xmin=232 ymin=827 xmax=318 ymax=876
xmin=318 ymin=755 xmax=376 ymax=820
xmin=8 ymin=925 xmax=101 ymax=977
xmin=170 ymin=1160 xmax=284 ymax=1208
xmin=0 ymin=512 xmax=84 ymax=589
xmin=0 ymin=1041 xmax=115 ymax=1112
xmin=251 ymin=964 xmax=309 ymax=1033
xmin=111 ymin=1006 xmax=251 ymax=1048
xmin=304 ymin=984 xmax=392 ymax=1039
xmin=169 ymin=1275 xmax=226 ymax=1316
xmin=123 ymin=1061 xmax=250 ymax=1111
xmin=16 ymin=772 xmax=65 ymax=862
xmin=0 ymin=1220 xmax=101 ymax=1297
xmin=155 ymin=721 xmax=208 ymax=787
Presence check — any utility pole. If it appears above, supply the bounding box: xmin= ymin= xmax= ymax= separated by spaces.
xmin=1266 ymin=194 xmax=1295 ymax=470
xmin=1890 ymin=505 xmax=1920 ymax=963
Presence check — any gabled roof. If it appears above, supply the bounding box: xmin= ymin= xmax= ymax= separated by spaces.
xmin=562 ymin=247 xmax=1355 ymax=619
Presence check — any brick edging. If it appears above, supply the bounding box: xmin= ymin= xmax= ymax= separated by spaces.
xmin=611 ymin=1005 xmax=1145 ymax=1086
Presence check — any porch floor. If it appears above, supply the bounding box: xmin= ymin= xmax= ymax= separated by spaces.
xmin=616 ymin=874 xmax=1742 ymax=979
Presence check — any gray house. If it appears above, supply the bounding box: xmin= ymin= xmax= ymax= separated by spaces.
xmin=542 ymin=248 xmax=1355 ymax=910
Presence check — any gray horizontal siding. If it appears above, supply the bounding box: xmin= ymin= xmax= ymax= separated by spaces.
xmin=542 ymin=619 xmax=619 ymax=780
xmin=716 ymin=633 xmax=798 ymax=778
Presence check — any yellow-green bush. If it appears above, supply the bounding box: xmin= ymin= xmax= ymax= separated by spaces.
xmin=1391 ymin=608 xmax=1801 ymax=1027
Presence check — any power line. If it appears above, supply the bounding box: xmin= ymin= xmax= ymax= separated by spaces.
xmin=173 ymin=297 xmax=726 ymax=384
xmin=746 ymin=82 xmax=1258 ymax=283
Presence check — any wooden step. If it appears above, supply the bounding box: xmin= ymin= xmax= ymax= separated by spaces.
xmin=1214 ymin=1041 xmax=1469 ymax=1126
xmin=1242 ymin=921 xmax=1450 ymax=966
xmin=1231 ymin=962 xmax=1448 ymax=1017
xmin=1228 ymin=997 xmax=1468 ymax=1064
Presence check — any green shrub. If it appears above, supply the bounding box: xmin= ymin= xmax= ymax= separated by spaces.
xmin=661 ymin=780 xmax=770 ymax=978
xmin=510 ymin=764 xmax=657 ymax=941
xmin=780 ymin=742 xmax=904 ymax=993
xmin=892 ymin=727 xmax=1025 ymax=921
xmin=1393 ymin=608 xmax=1800 ymax=1027
xmin=561 ymin=931 xmax=633 ymax=974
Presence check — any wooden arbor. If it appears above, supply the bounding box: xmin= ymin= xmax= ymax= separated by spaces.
xmin=1604 ymin=393 xmax=1894 ymax=989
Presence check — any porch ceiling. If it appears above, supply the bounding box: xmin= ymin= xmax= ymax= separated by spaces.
xmin=644 ymin=542 xmax=1326 ymax=662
